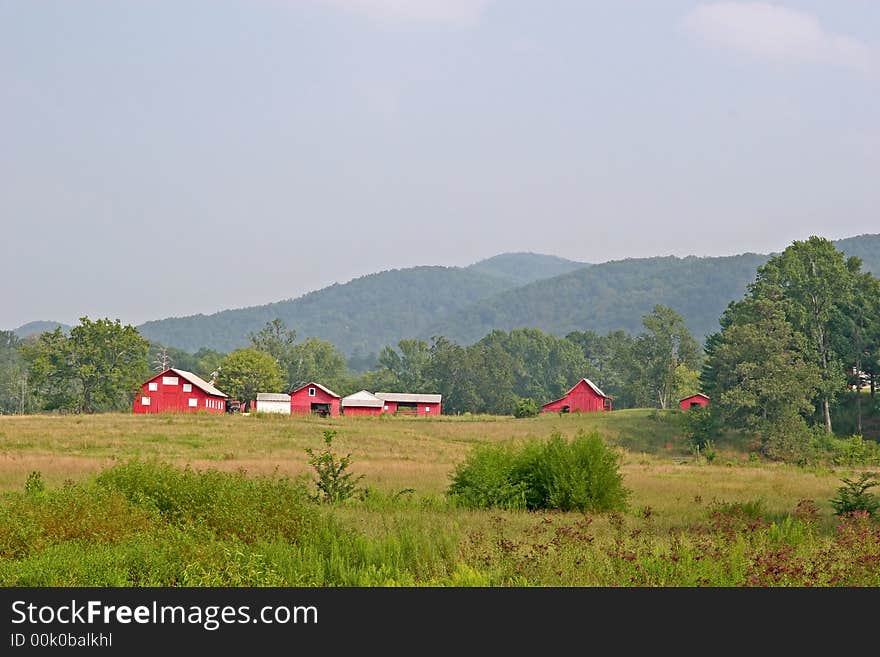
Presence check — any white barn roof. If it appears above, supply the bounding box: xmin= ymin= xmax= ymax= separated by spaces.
xmin=256 ymin=393 xmax=291 ymax=402
xmin=169 ymin=368 xmax=228 ymax=398
xmin=374 ymin=392 xmax=442 ymax=404
xmin=342 ymin=390 xmax=383 ymax=408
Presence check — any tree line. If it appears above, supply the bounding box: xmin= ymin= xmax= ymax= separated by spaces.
xmin=0 ymin=307 xmax=702 ymax=416
xmin=2 ymin=237 xmax=879 ymax=454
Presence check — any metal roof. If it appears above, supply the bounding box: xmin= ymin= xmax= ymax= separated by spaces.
xmin=256 ymin=393 xmax=291 ymax=402
xmin=542 ymin=377 xmax=611 ymax=408
xmin=289 ymin=382 xmax=341 ymax=398
xmin=341 ymin=390 xmax=383 ymax=408
xmin=169 ymin=368 xmax=228 ymax=398
xmin=374 ymin=392 xmax=442 ymax=404
xmin=579 ymin=378 xmax=608 ymax=399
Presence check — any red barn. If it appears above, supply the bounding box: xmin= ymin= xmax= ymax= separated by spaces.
xmin=679 ymin=393 xmax=710 ymax=410
xmin=289 ymin=382 xmax=341 ymax=417
xmin=133 ymin=368 xmax=228 ymax=414
xmin=541 ymin=378 xmax=612 ymax=414
xmin=374 ymin=392 xmax=442 ymax=416
xmin=341 ymin=390 xmax=384 ymax=416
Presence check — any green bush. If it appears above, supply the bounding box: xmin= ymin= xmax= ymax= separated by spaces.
xmin=513 ymin=398 xmax=540 ymax=418
xmin=448 ymin=431 xmax=628 ymax=513
xmin=681 ymin=406 xmax=717 ymax=450
xmin=96 ymin=460 xmax=318 ymax=543
xmin=830 ymin=473 xmax=879 ymax=517
xmin=304 ymin=430 xmax=365 ymax=504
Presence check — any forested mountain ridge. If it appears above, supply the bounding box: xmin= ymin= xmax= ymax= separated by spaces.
xmin=12 ymin=235 xmax=880 ymax=356
xmin=833 ymin=234 xmax=880 ymax=275
xmin=136 ymin=266 xmax=521 ymax=354
xmin=13 ymin=321 xmax=71 ymax=339
xmin=466 ymin=252 xmax=589 ymax=285
xmin=429 ymin=253 xmax=771 ymax=344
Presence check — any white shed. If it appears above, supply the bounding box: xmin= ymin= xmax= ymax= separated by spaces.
xmin=254 ymin=392 xmax=291 ymax=414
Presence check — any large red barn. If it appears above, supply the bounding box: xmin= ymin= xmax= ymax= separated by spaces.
xmin=132 ymin=368 xmax=228 ymax=414
xmin=341 ymin=390 xmax=384 ymax=416
xmin=290 ymin=382 xmax=341 ymax=417
xmin=374 ymin=392 xmax=442 ymax=416
xmin=679 ymin=393 xmax=710 ymax=410
xmin=541 ymin=378 xmax=612 ymax=414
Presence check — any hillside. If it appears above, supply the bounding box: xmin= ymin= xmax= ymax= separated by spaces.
xmin=466 ymin=252 xmax=588 ymax=285
xmin=833 ymin=234 xmax=880 ymax=275
xmin=137 ymin=266 xmax=519 ymax=354
xmin=14 ymin=234 xmax=879 ymax=355
xmin=428 ymin=253 xmax=771 ymax=343
xmin=13 ymin=321 xmax=71 ymax=339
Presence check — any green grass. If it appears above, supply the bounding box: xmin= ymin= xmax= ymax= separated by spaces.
xmin=0 ymin=411 xmax=878 ymax=586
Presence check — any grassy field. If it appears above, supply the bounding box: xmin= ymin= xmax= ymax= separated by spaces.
xmin=0 ymin=410 xmax=877 ymax=586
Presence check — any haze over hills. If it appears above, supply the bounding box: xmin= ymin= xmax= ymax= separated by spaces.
xmin=467 ymin=252 xmax=589 ymax=286
xmin=13 ymin=321 xmax=72 ymax=340
xmin=137 ymin=266 xmax=521 ymax=355
xmin=430 ymin=253 xmax=770 ymax=345
xmin=12 ymin=234 xmax=880 ymax=356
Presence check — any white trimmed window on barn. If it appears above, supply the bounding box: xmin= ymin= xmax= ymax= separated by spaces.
xmin=309 ymin=388 xmax=316 ymax=397
xmin=189 ymin=398 xmax=198 ymax=407
xmin=162 ymin=376 xmax=179 ymax=386
xmin=182 ymin=383 xmax=192 ymax=392
xmin=141 ymin=397 xmax=151 ymax=406
xmin=148 ymin=382 xmax=158 ymax=391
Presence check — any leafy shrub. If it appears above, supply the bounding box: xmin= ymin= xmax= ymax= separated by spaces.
xmin=691 ymin=439 xmax=717 ymax=464
xmin=681 ymin=406 xmax=716 ymax=450
xmin=811 ymin=435 xmax=880 ymax=467
xmin=96 ymin=460 xmax=318 ymax=542
xmin=448 ymin=431 xmax=628 ymax=513
xmin=830 ymin=473 xmax=879 ymax=517
xmin=24 ymin=471 xmax=45 ymax=495
xmin=513 ymin=398 xmax=540 ymax=418
xmin=446 ymin=443 xmax=531 ymax=509
xmin=304 ymin=430 xmax=365 ymax=504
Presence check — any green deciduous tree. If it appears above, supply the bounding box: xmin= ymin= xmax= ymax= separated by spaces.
xmin=703 ymin=299 xmax=821 ymax=459
xmin=0 ymin=331 xmax=29 ymax=414
xmin=751 ymin=237 xmax=857 ymax=433
xmin=633 ymin=305 xmax=701 ymax=409
xmin=287 ymin=338 xmax=347 ymax=391
xmin=249 ymin=318 xmax=297 ymax=367
xmin=21 ymin=318 xmax=149 ymax=413
xmin=215 ymin=349 xmax=285 ymax=411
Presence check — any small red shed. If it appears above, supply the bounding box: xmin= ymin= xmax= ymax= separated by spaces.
xmin=541 ymin=378 xmax=612 ymax=414
xmin=290 ymin=382 xmax=341 ymax=417
xmin=341 ymin=390 xmax=384 ymax=416
xmin=679 ymin=393 xmax=710 ymax=410
xmin=133 ymin=368 xmax=228 ymax=414
xmin=374 ymin=392 xmax=442 ymax=416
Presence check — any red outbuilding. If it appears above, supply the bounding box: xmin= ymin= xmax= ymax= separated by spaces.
xmin=133 ymin=368 xmax=228 ymax=414
xmin=289 ymin=382 xmax=341 ymax=417
xmin=541 ymin=378 xmax=612 ymax=414
xmin=679 ymin=393 xmax=710 ymax=410
xmin=341 ymin=390 xmax=384 ymax=416
xmin=374 ymin=392 xmax=442 ymax=416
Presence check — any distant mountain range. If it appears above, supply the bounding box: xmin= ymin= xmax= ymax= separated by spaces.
xmin=13 ymin=321 xmax=71 ymax=339
xmin=12 ymin=234 xmax=880 ymax=356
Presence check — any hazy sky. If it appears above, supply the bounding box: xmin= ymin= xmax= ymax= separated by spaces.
xmin=2 ymin=1 xmax=878 ymax=329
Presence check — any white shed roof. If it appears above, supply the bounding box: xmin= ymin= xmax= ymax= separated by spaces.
xmin=257 ymin=393 xmax=291 ymax=402
xmin=341 ymin=390 xmax=383 ymax=408
xmin=374 ymin=392 xmax=442 ymax=404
